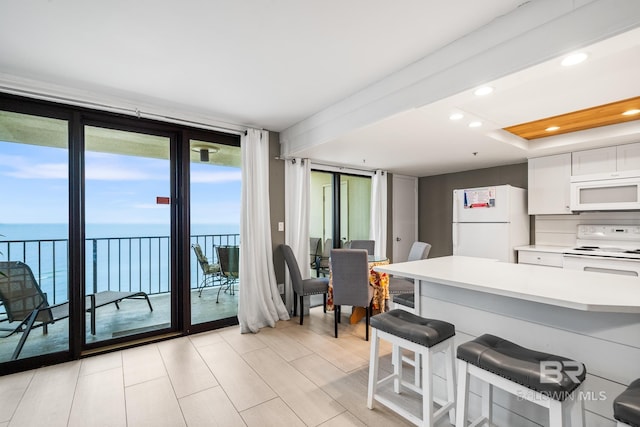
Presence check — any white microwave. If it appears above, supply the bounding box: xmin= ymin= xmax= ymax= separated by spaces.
xmin=570 ymin=175 xmax=640 ymax=211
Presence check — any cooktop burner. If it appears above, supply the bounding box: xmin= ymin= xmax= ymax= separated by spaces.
xmin=564 ymin=225 xmax=640 ymax=260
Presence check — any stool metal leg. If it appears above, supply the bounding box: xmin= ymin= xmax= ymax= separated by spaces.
xmin=422 ymin=347 xmax=434 ymax=427
xmin=549 ymin=399 xmax=563 ymax=427
xmin=367 ymin=327 xmax=380 ymax=409
xmin=568 ymin=383 xmax=585 ymax=427
xmin=456 ymin=359 xmax=469 ymax=427
xmin=445 ymin=339 xmax=457 ymax=425
xmin=393 ymin=344 xmax=402 ymax=393
xmin=481 ymin=381 xmax=493 ymax=424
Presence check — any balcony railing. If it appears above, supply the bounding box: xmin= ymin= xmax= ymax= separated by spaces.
xmin=0 ymin=233 xmax=240 ymax=304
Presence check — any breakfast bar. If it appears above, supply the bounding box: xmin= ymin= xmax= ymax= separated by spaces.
xmin=375 ymin=255 xmax=640 ymax=426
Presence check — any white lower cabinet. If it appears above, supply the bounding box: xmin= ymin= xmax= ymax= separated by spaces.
xmin=517 ymin=249 xmax=564 ymax=268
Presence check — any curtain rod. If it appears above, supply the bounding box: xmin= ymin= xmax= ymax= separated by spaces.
xmin=276 ymin=156 xmax=380 ymax=175
xmin=0 ymin=86 xmax=253 ymax=136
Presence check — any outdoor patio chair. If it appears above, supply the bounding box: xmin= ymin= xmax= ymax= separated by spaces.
xmin=309 ymin=237 xmax=322 ymax=276
xmin=317 ymin=238 xmax=332 ymax=277
xmin=215 ymin=245 xmax=239 ymax=303
xmin=0 ymin=260 xmax=153 ymax=360
xmin=191 ymin=243 xmax=221 ymax=297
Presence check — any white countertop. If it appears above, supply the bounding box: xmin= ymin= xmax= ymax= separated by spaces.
xmin=514 ymin=245 xmax=569 ymax=254
xmin=375 ymin=255 xmax=640 ymax=313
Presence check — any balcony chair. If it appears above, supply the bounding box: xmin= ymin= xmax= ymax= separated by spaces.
xmin=309 ymin=237 xmax=322 ymax=276
xmin=215 ymin=245 xmax=239 ymax=302
xmin=0 ymin=260 xmax=153 ymax=360
xmin=280 ymin=244 xmax=329 ymax=325
xmin=330 ymin=249 xmax=374 ymax=341
xmin=346 ymin=239 xmax=375 ymax=254
xmin=317 ymin=238 xmax=332 ymax=277
xmin=191 ymin=243 xmax=221 ymax=297
xmin=388 ymin=241 xmax=431 ymax=295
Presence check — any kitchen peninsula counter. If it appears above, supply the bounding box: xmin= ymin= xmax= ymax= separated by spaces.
xmin=375 ymin=255 xmax=640 ymax=313
xmin=375 ymin=256 xmax=640 ymax=426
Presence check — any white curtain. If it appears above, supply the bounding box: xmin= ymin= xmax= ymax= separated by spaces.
xmin=238 ymin=129 xmax=290 ymax=333
xmin=284 ymin=158 xmax=311 ymax=312
xmin=370 ymin=170 xmax=388 ymax=259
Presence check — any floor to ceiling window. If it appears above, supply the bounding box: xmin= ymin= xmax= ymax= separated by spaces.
xmin=83 ymin=125 xmax=173 ymax=345
xmin=189 ymin=136 xmax=241 ymax=327
xmin=0 ymin=109 xmax=70 ymax=362
xmin=0 ymin=94 xmax=241 ymax=374
xmin=310 ymin=169 xmax=371 ymax=276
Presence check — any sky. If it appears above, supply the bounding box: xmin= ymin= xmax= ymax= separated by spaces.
xmin=0 ymin=140 xmax=241 ymax=225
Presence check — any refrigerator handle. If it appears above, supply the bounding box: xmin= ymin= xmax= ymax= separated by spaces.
xmin=452 ymin=224 xmax=458 ymax=255
xmin=452 ymin=190 xmax=458 ymax=223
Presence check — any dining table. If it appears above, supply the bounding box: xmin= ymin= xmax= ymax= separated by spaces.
xmin=326 ymin=254 xmax=390 ymax=324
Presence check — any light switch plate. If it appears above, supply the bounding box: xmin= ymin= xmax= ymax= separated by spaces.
xmin=278 ymin=222 xmax=284 ymax=231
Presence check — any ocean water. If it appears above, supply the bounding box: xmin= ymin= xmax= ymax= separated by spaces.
xmin=0 ymin=223 xmax=240 ymax=303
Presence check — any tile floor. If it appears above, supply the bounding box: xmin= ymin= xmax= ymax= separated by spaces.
xmin=0 ymin=306 xmax=455 ymax=427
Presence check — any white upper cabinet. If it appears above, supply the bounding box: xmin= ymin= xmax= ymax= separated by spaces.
xmin=571 ymin=147 xmax=616 ymax=176
xmin=616 ymin=142 xmax=640 ymax=171
xmin=528 ymin=153 xmax=572 ymax=215
xmin=572 ymin=143 xmax=640 ymax=176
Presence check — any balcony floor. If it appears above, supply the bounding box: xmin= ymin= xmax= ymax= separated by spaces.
xmin=0 ymin=285 xmax=238 ymax=362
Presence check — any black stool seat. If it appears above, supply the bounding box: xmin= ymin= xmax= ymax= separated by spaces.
xmin=457 ymin=334 xmax=586 ymax=401
xmin=394 ymin=293 xmax=414 ymax=309
xmin=614 ymin=378 xmax=640 ymax=427
xmin=370 ymin=309 xmax=454 ymax=348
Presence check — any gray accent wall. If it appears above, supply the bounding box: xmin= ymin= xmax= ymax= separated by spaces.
xmin=418 ymin=163 xmax=530 ymax=258
xmin=269 ymin=131 xmax=286 ymax=285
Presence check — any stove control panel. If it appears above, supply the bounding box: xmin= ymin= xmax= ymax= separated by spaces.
xmin=577 ymin=225 xmax=640 ymax=241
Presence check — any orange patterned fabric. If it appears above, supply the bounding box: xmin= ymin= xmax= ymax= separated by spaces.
xmin=327 ymin=258 xmax=389 ymax=312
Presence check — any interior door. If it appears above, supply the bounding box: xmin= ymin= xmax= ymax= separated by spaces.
xmin=392 ymin=175 xmax=418 ymax=262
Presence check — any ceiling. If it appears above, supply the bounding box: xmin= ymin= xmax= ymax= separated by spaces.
xmin=0 ymin=0 xmax=639 ymax=177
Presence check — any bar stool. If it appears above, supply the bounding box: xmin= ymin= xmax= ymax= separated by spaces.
xmin=456 ymin=334 xmax=586 ymax=427
xmin=392 ymin=293 xmax=421 ymax=387
xmin=614 ymin=378 xmax=640 ymax=427
xmin=367 ymin=309 xmax=456 ymax=426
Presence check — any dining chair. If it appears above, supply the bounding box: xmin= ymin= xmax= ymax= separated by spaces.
xmin=348 ymin=239 xmax=375 ymax=254
xmin=280 ymin=244 xmax=329 ymax=325
xmin=330 ymin=248 xmax=374 ymax=340
xmin=388 ymin=241 xmax=431 ymax=295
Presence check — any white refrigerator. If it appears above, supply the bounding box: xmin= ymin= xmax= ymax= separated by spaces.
xmin=452 ymin=185 xmax=529 ymax=263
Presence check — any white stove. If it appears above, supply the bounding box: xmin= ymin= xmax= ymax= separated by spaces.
xmin=563 ymin=225 xmax=640 ymax=276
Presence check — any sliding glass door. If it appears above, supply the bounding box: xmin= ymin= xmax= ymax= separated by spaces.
xmin=84 ymin=125 xmax=172 ymax=345
xmin=189 ymin=137 xmax=241 ymax=326
xmin=0 ymin=110 xmax=70 ymax=362
xmin=0 ymin=94 xmax=243 ymax=374
xmin=310 ymin=169 xmax=372 ymax=274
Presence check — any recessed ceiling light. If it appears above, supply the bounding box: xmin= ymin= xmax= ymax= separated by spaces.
xmin=473 ymin=86 xmax=493 ymax=97
xmin=468 ymin=121 xmax=482 ymax=128
xmin=561 ymin=52 xmax=588 ymax=67
xmin=622 ymin=109 xmax=640 ymax=116
xmin=449 ymin=113 xmax=464 ymax=120
xmin=546 ymin=126 xmax=560 ymax=132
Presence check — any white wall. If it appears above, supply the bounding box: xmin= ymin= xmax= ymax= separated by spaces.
xmin=535 ymin=212 xmax=640 ymax=246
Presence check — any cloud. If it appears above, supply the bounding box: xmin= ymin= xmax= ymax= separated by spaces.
xmin=2 ymin=159 xmax=68 ymax=179
xmin=86 ymin=165 xmax=154 ymax=181
xmin=133 ymin=203 xmax=171 ymax=209
xmin=191 ymin=170 xmax=241 ymax=183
